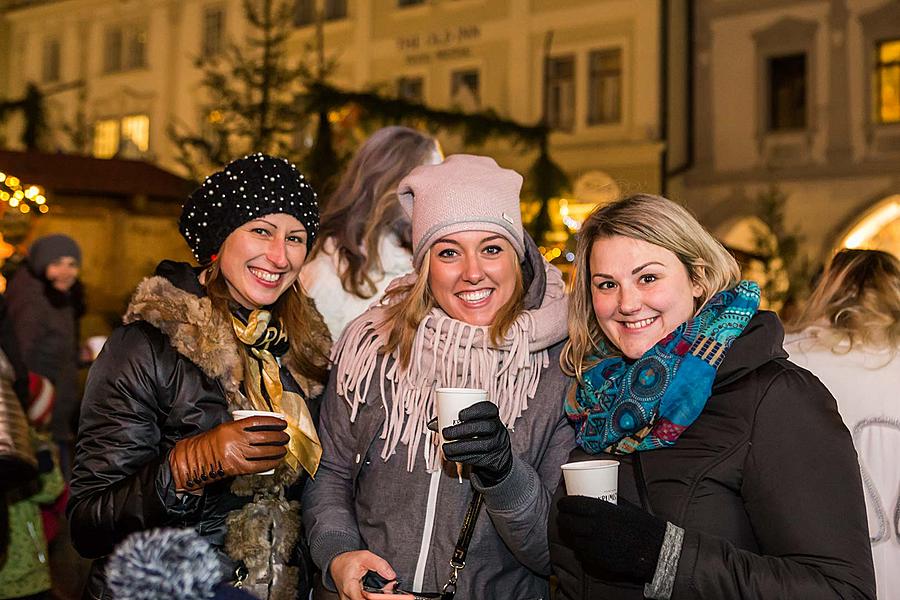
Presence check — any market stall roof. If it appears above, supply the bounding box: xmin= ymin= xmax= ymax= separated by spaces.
xmin=0 ymin=150 xmax=193 ymax=202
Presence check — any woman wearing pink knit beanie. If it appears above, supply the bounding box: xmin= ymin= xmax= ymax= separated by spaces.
xmin=304 ymin=154 xmax=575 ymax=600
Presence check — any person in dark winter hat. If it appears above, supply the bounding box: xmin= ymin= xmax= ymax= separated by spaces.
xmin=6 ymin=233 xmax=85 ymax=478
xmin=68 ymin=153 xmax=332 ymax=600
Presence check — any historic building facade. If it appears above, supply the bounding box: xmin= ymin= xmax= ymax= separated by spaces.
xmin=670 ymin=0 xmax=900 ymax=260
xmin=0 ymin=0 xmax=682 ymax=225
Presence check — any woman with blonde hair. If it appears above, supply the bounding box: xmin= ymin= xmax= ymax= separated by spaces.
xmin=303 ymin=155 xmax=574 ymax=600
xmin=550 ymin=194 xmax=875 ymax=599
xmin=301 ymin=126 xmax=442 ymax=340
xmin=786 ymin=248 xmax=900 ymax=599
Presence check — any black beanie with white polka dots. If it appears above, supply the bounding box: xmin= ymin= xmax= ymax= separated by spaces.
xmin=179 ymin=153 xmax=319 ymax=264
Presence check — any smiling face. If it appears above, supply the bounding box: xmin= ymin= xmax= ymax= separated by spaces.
xmin=427 ymin=231 xmax=518 ymax=326
xmin=217 ymin=213 xmax=308 ymax=309
xmin=45 ymin=256 xmax=79 ymax=292
xmin=589 ymin=235 xmax=702 ymax=360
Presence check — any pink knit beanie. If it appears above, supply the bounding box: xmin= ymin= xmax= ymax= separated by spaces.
xmin=397 ymin=154 xmax=525 ymax=268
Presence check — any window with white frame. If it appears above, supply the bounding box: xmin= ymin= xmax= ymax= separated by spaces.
xmin=450 ymin=69 xmax=480 ymax=110
xmin=42 ymin=38 xmax=61 ymax=83
xmin=203 ymin=6 xmax=226 ymax=58
xmin=104 ymin=24 xmax=147 ymax=73
xmin=768 ymin=53 xmax=807 ymax=130
xmin=546 ymin=55 xmax=575 ymax=131
xmin=294 ymin=0 xmax=347 ymax=26
xmin=397 ymin=76 xmax=424 ymax=102
xmin=587 ymin=48 xmax=621 ymax=125
xmin=92 ymin=114 xmax=150 ymax=158
xmin=876 ymin=39 xmax=900 ymax=124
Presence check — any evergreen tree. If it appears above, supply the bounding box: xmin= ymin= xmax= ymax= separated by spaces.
xmin=169 ymin=0 xmax=307 ymax=180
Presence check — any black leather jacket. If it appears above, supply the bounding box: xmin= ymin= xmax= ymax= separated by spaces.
xmin=68 ymin=262 xmax=324 ymax=600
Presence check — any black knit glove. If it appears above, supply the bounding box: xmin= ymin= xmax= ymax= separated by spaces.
xmin=440 ymin=401 xmax=513 ymax=486
xmin=557 ymin=495 xmax=667 ymax=583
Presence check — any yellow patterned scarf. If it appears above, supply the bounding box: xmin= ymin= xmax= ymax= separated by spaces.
xmin=231 ymin=308 xmax=322 ymax=478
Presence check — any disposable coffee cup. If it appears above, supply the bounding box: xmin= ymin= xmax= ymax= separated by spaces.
xmin=231 ymin=409 xmax=287 ymax=475
xmin=435 ymin=388 xmax=488 ymax=440
xmin=561 ymin=460 xmax=619 ymax=504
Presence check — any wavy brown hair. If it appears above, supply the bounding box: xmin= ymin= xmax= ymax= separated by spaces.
xmin=203 ymin=259 xmax=330 ymax=386
xmin=787 ymin=249 xmax=900 ymax=352
xmin=561 ymin=194 xmax=741 ymax=382
xmin=310 ymin=126 xmax=438 ymax=298
xmin=380 ymin=249 xmax=525 ymax=369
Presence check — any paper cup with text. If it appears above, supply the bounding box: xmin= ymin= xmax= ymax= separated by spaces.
xmin=435 ymin=388 xmax=487 ymax=441
xmin=231 ymin=409 xmax=287 ymax=475
xmin=561 ymin=460 xmax=620 ymax=504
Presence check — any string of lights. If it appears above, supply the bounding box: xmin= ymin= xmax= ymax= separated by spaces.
xmin=0 ymin=170 xmax=50 ymax=214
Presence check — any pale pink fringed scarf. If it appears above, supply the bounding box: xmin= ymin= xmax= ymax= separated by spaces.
xmin=331 ymin=260 xmax=568 ymax=471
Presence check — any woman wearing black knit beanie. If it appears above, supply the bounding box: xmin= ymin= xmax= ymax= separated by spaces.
xmin=67 ymin=153 xmax=331 ymax=600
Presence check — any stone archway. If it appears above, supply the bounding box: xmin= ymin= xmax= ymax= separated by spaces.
xmin=836 ymin=194 xmax=900 ymax=256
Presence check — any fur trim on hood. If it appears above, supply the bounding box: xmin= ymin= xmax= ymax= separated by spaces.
xmin=123 ymin=264 xmax=327 ymax=400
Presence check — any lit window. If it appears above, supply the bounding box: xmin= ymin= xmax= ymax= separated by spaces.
xmin=768 ymin=53 xmax=807 ymax=130
xmin=876 ymin=39 xmax=900 ymax=123
xmin=42 ymin=38 xmax=61 ymax=83
xmin=93 ymin=119 xmax=120 ymax=158
xmin=121 ymin=114 xmax=150 ymax=153
xmin=587 ymin=48 xmax=621 ymax=125
xmin=397 ymin=76 xmax=424 ymax=102
xmin=450 ymin=69 xmax=480 ymax=110
xmin=546 ymin=55 xmax=575 ymax=131
xmin=92 ymin=114 xmax=150 ymax=158
xmin=203 ymin=7 xmax=226 ymax=57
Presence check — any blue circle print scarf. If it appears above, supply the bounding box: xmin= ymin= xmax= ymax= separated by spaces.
xmin=566 ymin=280 xmax=761 ymax=455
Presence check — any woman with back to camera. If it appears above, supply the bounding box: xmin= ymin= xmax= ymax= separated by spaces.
xmin=550 ymin=194 xmax=875 ymax=599
xmin=301 ymin=126 xmax=442 ymax=341
xmin=303 ymin=155 xmax=575 ymax=600
xmin=785 ymin=248 xmax=900 ymax=600
xmin=67 ymin=153 xmax=331 ymax=600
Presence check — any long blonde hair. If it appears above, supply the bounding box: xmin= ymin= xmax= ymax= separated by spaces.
xmin=311 ymin=127 xmax=438 ymax=298
xmin=203 ymin=259 xmax=330 ymax=385
xmin=787 ymin=249 xmax=900 ymax=352
xmin=561 ymin=194 xmax=741 ymax=381
xmin=381 ymin=251 xmax=525 ymax=369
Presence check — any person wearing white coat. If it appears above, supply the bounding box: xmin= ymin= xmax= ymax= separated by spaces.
xmin=300 ymin=126 xmax=441 ymax=341
xmin=785 ymin=249 xmax=900 ymax=600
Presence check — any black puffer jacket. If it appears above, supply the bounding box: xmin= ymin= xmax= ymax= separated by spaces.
xmin=549 ymin=312 xmax=876 ymax=599
xmin=68 ymin=261 xmax=330 ymax=600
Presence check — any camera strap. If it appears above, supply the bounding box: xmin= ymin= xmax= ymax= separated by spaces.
xmin=439 ymin=490 xmax=484 ymax=600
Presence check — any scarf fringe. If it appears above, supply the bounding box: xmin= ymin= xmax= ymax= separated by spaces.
xmin=332 ymin=264 xmax=566 ymax=472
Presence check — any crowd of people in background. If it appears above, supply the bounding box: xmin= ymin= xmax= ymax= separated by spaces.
xmin=0 ymin=126 xmax=897 ymax=600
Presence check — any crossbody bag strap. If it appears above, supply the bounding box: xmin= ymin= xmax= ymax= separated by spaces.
xmin=632 ymin=452 xmax=656 ymax=517
xmin=440 ymin=491 xmax=484 ymax=600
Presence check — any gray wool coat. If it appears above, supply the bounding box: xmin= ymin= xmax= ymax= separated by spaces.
xmin=303 ymin=342 xmax=576 ymax=600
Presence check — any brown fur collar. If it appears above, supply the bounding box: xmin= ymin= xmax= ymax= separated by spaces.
xmin=123 ymin=274 xmax=326 ymax=401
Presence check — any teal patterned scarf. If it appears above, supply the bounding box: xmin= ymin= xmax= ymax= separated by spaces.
xmin=566 ymin=281 xmax=760 ymax=454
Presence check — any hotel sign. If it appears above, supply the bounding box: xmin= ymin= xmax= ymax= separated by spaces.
xmin=396 ymin=25 xmax=481 ymax=64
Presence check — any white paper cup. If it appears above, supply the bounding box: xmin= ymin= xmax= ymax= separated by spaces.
xmin=435 ymin=388 xmax=487 ymax=438
xmin=231 ymin=409 xmax=286 ymax=475
xmin=561 ymin=460 xmax=620 ymax=503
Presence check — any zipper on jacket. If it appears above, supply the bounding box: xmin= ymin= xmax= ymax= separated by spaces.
xmin=413 ymin=469 xmax=442 ymax=591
